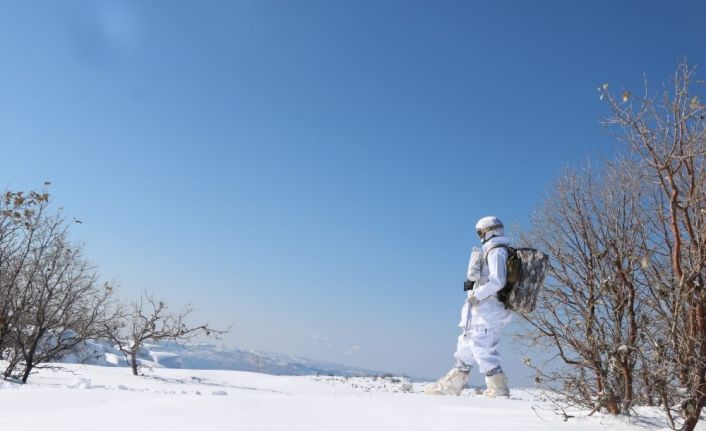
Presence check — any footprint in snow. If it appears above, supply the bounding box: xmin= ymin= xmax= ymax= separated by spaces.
xmin=67 ymin=378 xmax=92 ymax=389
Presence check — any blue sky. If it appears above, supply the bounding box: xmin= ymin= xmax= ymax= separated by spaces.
xmin=1 ymin=0 xmax=705 ymax=383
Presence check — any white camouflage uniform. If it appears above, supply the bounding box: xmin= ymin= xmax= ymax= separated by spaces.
xmin=454 ymin=235 xmax=512 ymax=373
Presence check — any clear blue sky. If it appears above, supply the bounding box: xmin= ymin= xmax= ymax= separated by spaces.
xmin=1 ymin=0 xmax=704 ymax=383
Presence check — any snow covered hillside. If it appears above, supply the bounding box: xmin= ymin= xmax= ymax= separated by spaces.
xmin=0 ymin=364 xmax=691 ymax=431
xmin=64 ymin=339 xmax=384 ymax=377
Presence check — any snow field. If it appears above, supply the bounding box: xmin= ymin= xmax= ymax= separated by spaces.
xmin=0 ymin=363 xmax=697 ymax=431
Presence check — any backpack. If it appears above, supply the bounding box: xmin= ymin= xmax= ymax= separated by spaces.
xmin=488 ymin=245 xmax=549 ymax=314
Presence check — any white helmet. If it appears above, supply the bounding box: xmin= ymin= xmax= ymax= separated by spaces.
xmin=475 ymin=216 xmax=504 ymax=243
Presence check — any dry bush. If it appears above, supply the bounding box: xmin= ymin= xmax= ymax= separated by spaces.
xmin=523 ymin=62 xmax=706 ymax=431
xmin=0 ymin=188 xmax=117 ymax=383
xmin=104 ymin=291 xmax=227 ymax=376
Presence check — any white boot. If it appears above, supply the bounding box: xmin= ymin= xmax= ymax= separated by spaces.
xmin=424 ymin=368 xmax=469 ymax=395
xmin=483 ymin=372 xmax=510 ymax=397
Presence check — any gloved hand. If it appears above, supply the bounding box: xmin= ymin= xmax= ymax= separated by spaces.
xmin=467 ymin=290 xmax=478 ymax=306
xmin=468 ymin=290 xmax=489 ymax=307
xmin=463 ymin=280 xmax=476 ymax=291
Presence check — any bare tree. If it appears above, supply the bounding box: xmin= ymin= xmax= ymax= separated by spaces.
xmin=0 ymin=189 xmax=50 ymax=358
xmin=521 ymin=158 xmax=649 ymax=415
xmin=601 ymin=62 xmax=706 ymax=431
xmin=523 ymin=62 xmax=706 ymax=430
xmin=105 ymin=292 xmax=227 ymax=376
xmin=0 ymin=187 xmax=118 ymax=383
xmin=1 ymin=187 xmax=228 ymax=383
xmin=8 ymin=233 xmax=115 ymax=383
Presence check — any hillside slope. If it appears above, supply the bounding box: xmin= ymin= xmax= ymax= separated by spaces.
xmin=64 ymin=339 xmax=384 ymax=377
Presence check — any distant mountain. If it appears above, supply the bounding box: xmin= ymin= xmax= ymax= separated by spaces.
xmin=62 ymin=339 xmax=385 ymax=377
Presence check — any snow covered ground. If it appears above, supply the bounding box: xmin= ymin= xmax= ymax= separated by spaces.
xmin=0 ymin=363 xmax=694 ymax=431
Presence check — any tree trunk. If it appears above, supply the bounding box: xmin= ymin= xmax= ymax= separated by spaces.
xmin=21 ymin=349 xmax=35 ymax=384
xmin=21 ymin=329 xmax=44 ymax=384
xmin=130 ymin=350 xmax=138 ymax=376
xmin=684 ymin=300 xmax=706 ymax=431
xmin=20 ymin=363 xmax=32 ymax=384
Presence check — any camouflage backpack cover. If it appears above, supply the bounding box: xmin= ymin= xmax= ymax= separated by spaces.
xmin=491 ymin=246 xmax=549 ymax=314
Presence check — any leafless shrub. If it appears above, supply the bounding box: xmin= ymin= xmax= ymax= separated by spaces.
xmin=0 ymin=187 xmax=117 ymax=383
xmin=520 ymin=158 xmax=648 ymax=415
xmin=0 ymin=189 xmax=51 ymax=358
xmin=602 ymin=62 xmax=706 ymax=431
xmin=522 ymin=62 xmax=706 ymax=431
xmin=104 ymin=291 xmax=227 ymax=376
